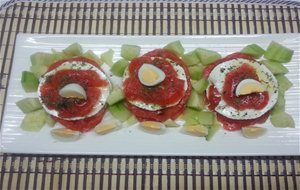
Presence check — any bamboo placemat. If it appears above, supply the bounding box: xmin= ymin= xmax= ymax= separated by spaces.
xmin=0 ymin=2 xmax=300 ymax=189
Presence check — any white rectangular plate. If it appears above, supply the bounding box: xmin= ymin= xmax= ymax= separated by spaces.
xmin=1 ymin=33 xmax=299 ymax=156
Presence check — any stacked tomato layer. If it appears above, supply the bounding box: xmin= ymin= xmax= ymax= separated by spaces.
xmin=123 ymin=49 xmax=192 ymax=122
xmin=39 ymin=57 xmax=109 ymax=132
xmin=204 ymin=53 xmax=272 ymax=131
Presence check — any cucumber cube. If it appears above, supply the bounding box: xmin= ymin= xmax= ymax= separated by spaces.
xmin=16 ymin=97 xmax=42 ymax=113
xmin=276 ymin=74 xmax=293 ymax=93
xmin=261 ymin=60 xmax=288 ymax=75
xmin=110 ymin=59 xmax=129 ymax=77
xmin=196 ymin=48 xmax=221 ymax=65
xmin=30 ymin=52 xmax=57 ymax=67
xmin=264 ymin=41 xmax=294 ymax=63
xmin=197 ymin=111 xmax=215 ymax=125
xmin=30 ymin=64 xmax=48 ymax=78
xmin=121 ymin=44 xmax=141 ymax=61
xmin=63 ymin=42 xmax=83 ymax=56
xmin=183 ymin=108 xmax=201 ymax=126
xmin=21 ymin=71 xmax=39 ymax=92
xmin=191 ymin=79 xmax=208 ymax=94
xmin=45 ymin=114 xmax=56 ymax=127
xmin=20 ymin=109 xmax=47 ymax=132
xmin=272 ymin=92 xmax=285 ymax=113
xmin=270 ymin=110 xmax=295 ymax=128
xmin=187 ymin=90 xmax=203 ymax=110
xmin=108 ymin=102 xmax=132 ymax=122
xmin=241 ymin=44 xmax=265 ymax=58
xmin=182 ymin=51 xmax=201 ymax=66
xmin=107 ymin=86 xmax=125 ymax=105
xmin=101 ymin=49 xmax=114 ymax=67
xmin=188 ymin=65 xmax=204 ymax=80
xmin=163 ymin=40 xmax=185 ymax=57
xmin=205 ymin=118 xmax=221 ymax=141
xmin=83 ymin=50 xmax=102 ymax=65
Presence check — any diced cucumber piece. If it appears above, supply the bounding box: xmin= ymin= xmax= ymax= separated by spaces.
xmin=110 ymin=59 xmax=129 ymax=77
xmin=196 ymin=48 xmax=221 ymax=65
xmin=51 ymin=49 xmax=71 ymax=61
xmin=30 ymin=52 xmax=57 ymax=67
xmin=163 ymin=40 xmax=185 ymax=57
xmin=270 ymin=110 xmax=295 ymax=128
xmin=30 ymin=64 xmax=48 ymax=78
xmin=182 ymin=51 xmax=201 ymax=66
xmin=124 ymin=115 xmax=138 ymax=126
xmin=108 ymin=101 xmax=132 ymax=122
xmin=121 ymin=44 xmax=141 ymax=61
xmin=100 ymin=49 xmax=114 ymax=67
xmin=197 ymin=111 xmax=215 ymax=125
xmin=187 ymin=90 xmax=203 ymax=110
xmin=107 ymin=86 xmax=125 ymax=105
xmin=45 ymin=114 xmax=56 ymax=127
xmin=16 ymin=97 xmax=42 ymax=113
xmin=188 ymin=65 xmax=204 ymax=80
xmin=240 ymin=44 xmax=265 ymax=58
xmin=182 ymin=108 xmax=201 ymax=126
xmin=83 ymin=50 xmax=102 ymax=65
xmin=276 ymin=74 xmax=293 ymax=93
xmin=21 ymin=71 xmax=39 ymax=92
xmin=264 ymin=41 xmax=294 ymax=63
xmin=261 ymin=60 xmax=288 ymax=75
xmin=272 ymin=92 xmax=285 ymax=113
xmin=205 ymin=118 xmax=221 ymax=141
xmin=191 ymin=79 xmax=209 ymax=94
xmin=20 ymin=109 xmax=47 ymax=132
xmin=62 ymin=42 xmax=83 ymax=57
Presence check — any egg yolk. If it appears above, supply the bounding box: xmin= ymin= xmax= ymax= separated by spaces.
xmin=140 ymin=68 xmax=160 ymax=85
xmin=236 ymin=79 xmax=265 ymax=96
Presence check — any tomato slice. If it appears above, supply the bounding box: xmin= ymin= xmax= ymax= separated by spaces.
xmin=53 ymin=108 xmax=107 ymax=132
xmin=125 ymin=49 xmax=192 ymax=122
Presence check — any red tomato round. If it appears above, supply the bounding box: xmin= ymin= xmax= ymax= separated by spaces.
xmin=53 ymin=108 xmax=107 ymax=132
xmin=125 ymin=49 xmax=192 ymax=122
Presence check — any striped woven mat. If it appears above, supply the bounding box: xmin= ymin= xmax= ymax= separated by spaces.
xmin=0 ymin=1 xmax=299 ymax=189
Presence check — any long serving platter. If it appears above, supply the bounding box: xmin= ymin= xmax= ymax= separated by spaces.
xmin=0 ymin=33 xmax=299 ymax=155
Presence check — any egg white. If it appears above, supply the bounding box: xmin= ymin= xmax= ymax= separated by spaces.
xmin=123 ymin=57 xmax=188 ymax=111
xmin=208 ymin=58 xmax=278 ymax=120
xmin=38 ymin=60 xmax=111 ymax=120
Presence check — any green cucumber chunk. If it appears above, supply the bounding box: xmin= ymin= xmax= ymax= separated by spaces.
xmin=124 ymin=115 xmax=138 ymax=126
xmin=121 ymin=44 xmax=141 ymax=61
xmin=83 ymin=50 xmax=102 ymax=65
xmin=191 ymin=79 xmax=208 ymax=94
xmin=240 ymin=44 xmax=265 ymax=58
xmin=20 ymin=109 xmax=47 ymax=132
xmin=183 ymin=108 xmax=201 ymax=126
xmin=100 ymin=49 xmax=114 ymax=67
xmin=276 ymin=74 xmax=293 ymax=93
xmin=107 ymin=86 xmax=125 ymax=105
xmin=196 ymin=48 xmax=221 ymax=65
xmin=261 ymin=60 xmax=288 ymax=75
xmin=187 ymin=90 xmax=204 ymax=110
xmin=163 ymin=40 xmax=185 ymax=57
xmin=197 ymin=111 xmax=215 ymax=125
xmin=110 ymin=59 xmax=129 ymax=77
xmin=205 ymin=118 xmax=221 ymax=141
xmin=30 ymin=52 xmax=57 ymax=67
xmin=21 ymin=71 xmax=39 ymax=92
xmin=30 ymin=64 xmax=48 ymax=78
xmin=264 ymin=41 xmax=294 ymax=63
xmin=45 ymin=114 xmax=56 ymax=127
xmin=62 ymin=42 xmax=83 ymax=57
xmin=182 ymin=51 xmax=200 ymax=66
xmin=188 ymin=65 xmax=204 ymax=80
xmin=108 ymin=101 xmax=132 ymax=122
xmin=270 ymin=110 xmax=295 ymax=128
xmin=272 ymin=92 xmax=285 ymax=113
xmin=16 ymin=97 xmax=42 ymax=113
